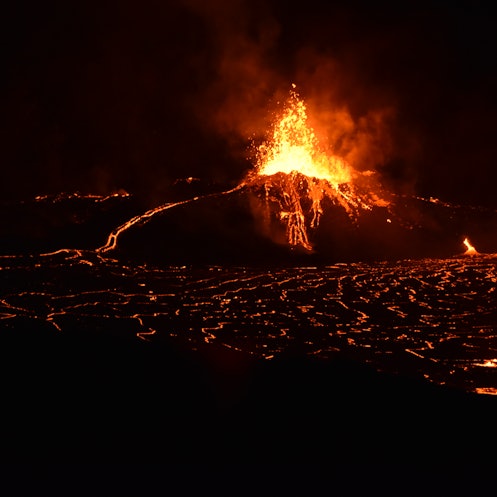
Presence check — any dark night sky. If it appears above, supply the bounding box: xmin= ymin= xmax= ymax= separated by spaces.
xmin=2 ymin=0 xmax=497 ymax=208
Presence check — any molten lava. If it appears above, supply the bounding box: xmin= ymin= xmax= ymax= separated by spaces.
xmin=463 ymin=237 xmax=478 ymax=256
xmin=255 ymin=87 xmax=351 ymax=184
xmin=247 ymin=85 xmax=389 ymax=251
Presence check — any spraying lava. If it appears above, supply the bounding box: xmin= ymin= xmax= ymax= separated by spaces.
xmin=246 ymin=85 xmax=390 ymax=251
xmin=463 ymin=237 xmax=479 ymax=256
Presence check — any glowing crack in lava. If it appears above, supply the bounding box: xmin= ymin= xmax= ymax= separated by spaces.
xmin=246 ymin=85 xmax=390 ymax=251
xmin=463 ymin=237 xmax=479 ymax=256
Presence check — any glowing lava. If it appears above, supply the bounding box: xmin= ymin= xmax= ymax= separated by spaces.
xmin=247 ymin=85 xmax=389 ymax=250
xmin=96 ymin=185 xmax=244 ymax=253
xmin=255 ymin=86 xmax=351 ymax=184
xmin=463 ymin=237 xmax=479 ymax=256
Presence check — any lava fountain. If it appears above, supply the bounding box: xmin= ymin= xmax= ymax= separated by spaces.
xmin=463 ymin=237 xmax=479 ymax=256
xmin=246 ymin=85 xmax=390 ymax=251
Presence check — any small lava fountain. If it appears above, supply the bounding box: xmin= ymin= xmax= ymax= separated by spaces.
xmin=246 ymin=85 xmax=390 ymax=251
xmin=463 ymin=237 xmax=479 ymax=256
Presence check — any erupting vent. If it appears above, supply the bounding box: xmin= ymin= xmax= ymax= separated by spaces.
xmin=246 ymin=85 xmax=389 ymax=250
xmin=463 ymin=237 xmax=479 ymax=256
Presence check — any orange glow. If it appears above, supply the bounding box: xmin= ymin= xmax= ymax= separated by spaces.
xmin=479 ymin=359 xmax=497 ymax=368
xmin=248 ymin=85 xmax=390 ymax=250
xmin=256 ymin=86 xmax=351 ymax=184
xmin=96 ymin=185 xmax=244 ymax=253
xmin=463 ymin=237 xmax=478 ymax=256
xmin=475 ymin=388 xmax=497 ymax=395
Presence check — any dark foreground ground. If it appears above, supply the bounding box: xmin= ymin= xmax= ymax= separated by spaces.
xmin=2 ymin=319 xmax=497 ymax=470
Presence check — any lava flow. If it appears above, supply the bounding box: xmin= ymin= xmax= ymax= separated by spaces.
xmin=246 ymin=85 xmax=390 ymax=251
xmin=96 ymin=185 xmax=244 ymax=253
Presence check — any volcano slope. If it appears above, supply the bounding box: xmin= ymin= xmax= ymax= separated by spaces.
xmin=104 ymin=181 xmax=497 ymax=266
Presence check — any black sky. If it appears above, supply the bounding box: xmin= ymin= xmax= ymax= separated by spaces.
xmin=2 ymin=0 xmax=497 ymax=208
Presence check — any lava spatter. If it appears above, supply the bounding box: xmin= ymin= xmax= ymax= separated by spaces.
xmin=246 ymin=85 xmax=390 ymax=251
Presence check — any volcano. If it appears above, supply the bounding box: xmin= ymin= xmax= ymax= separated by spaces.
xmin=2 ymin=175 xmax=496 ymax=266
xmin=93 ymin=85 xmax=496 ymax=266
xmin=5 ymin=85 xmax=497 ymax=265
xmin=94 ymin=176 xmax=497 ymax=266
